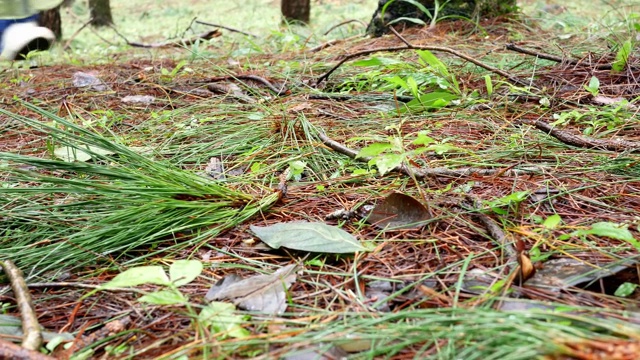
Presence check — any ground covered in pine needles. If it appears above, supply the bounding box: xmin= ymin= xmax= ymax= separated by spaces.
xmin=1 ymin=1 xmax=640 ymax=359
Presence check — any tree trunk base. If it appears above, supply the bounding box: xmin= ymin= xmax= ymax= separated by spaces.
xmin=281 ymin=0 xmax=310 ymax=24
xmin=38 ymin=7 xmax=62 ymax=40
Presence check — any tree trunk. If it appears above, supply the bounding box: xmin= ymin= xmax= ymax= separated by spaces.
xmin=38 ymin=7 xmax=62 ymax=40
xmin=281 ymin=0 xmax=310 ymax=24
xmin=367 ymin=0 xmax=518 ymax=36
xmin=88 ymin=0 xmax=113 ymax=27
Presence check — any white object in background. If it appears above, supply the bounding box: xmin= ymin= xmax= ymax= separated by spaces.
xmin=0 ymin=21 xmax=55 ymax=60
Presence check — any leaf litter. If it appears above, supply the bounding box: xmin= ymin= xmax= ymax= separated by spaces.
xmin=1 ymin=3 xmax=640 ymax=359
xmin=205 ymin=264 xmax=298 ymax=315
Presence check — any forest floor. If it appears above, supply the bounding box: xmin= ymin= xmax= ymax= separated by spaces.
xmin=1 ymin=0 xmax=640 ymax=359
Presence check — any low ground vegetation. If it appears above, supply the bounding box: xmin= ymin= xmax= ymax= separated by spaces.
xmin=1 ymin=0 xmax=640 ymax=359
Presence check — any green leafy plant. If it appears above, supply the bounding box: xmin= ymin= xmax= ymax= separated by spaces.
xmin=343 ymin=51 xmax=462 ymax=112
xmin=560 ymin=221 xmax=640 ymax=250
xmin=551 ymin=104 xmax=632 ymax=135
xmin=356 ymin=129 xmax=465 ymax=176
xmin=485 ymin=190 xmax=530 ymax=215
xmin=100 ymin=259 xmax=203 ymax=304
xmin=160 ymin=59 xmax=188 ymax=80
xmin=99 ymin=260 xmax=249 ymax=340
xmin=381 ymin=0 xmax=457 ymax=29
xmin=529 ymin=214 xmax=562 ymax=262
xmin=287 ymin=160 xmax=307 ymax=181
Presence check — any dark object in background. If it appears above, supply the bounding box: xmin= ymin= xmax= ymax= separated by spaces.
xmin=366 ymin=0 xmax=518 ymax=37
xmin=38 ymin=6 xmax=62 ymax=40
xmin=89 ymin=0 xmax=113 ymax=27
xmin=281 ymin=0 xmax=310 ymax=24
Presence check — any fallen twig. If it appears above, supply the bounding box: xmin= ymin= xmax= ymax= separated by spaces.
xmin=308 ymin=39 xmax=341 ymax=52
xmin=520 ymin=119 xmax=640 ymax=152
xmin=323 ymin=19 xmax=367 ymax=36
xmin=317 ymin=132 xmax=541 ymax=179
xmin=62 ymin=18 xmax=93 ymax=51
xmin=315 ymin=43 xmax=528 ymax=86
xmin=0 ymin=260 xmax=42 ymax=351
xmin=505 ymin=43 xmax=616 ymax=70
xmin=309 ymin=93 xmax=414 ymax=103
xmin=466 ymin=197 xmax=518 ymax=261
xmin=110 ymin=25 xmax=220 ymax=48
xmin=202 ymin=74 xmax=288 ymax=96
xmin=0 ymin=339 xmax=54 ymax=360
xmin=195 ymin=20 xmax=258 ymax=38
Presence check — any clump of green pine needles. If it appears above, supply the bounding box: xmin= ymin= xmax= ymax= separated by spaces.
xmin=0 ymin=102 xmax=279 ymax=278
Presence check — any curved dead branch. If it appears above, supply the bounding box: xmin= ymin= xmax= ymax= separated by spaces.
xmin=0 ymin=339 xmax=54 ymax=360
xmin=0 ymin=260 xmax=42 ymax=351
xmin=523 ymin=119 xmax=640 ymax=152
xmin=315 ymin=44 xmax=528 ymax=87
xmin=506 ymin=43 xmax=622 ymax=71
xmin=317 ymin=132 xmax=541 ymax=179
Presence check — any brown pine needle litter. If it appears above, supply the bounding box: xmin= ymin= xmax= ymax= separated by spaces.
xmin=1 ymin=0 xmax=640 ymax=358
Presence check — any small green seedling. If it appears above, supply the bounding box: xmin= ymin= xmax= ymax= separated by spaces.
xmin=100 ymin=259 xmax=203 ymax=304
xmin=583 ymin=76 xmax=600 ymax=96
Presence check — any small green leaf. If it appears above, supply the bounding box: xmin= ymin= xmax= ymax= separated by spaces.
xmin=199 ymin=302 xmax=250 ymax=339
xmin=45 ymin=335 xmax=69 ymax=352
xmin=288 ymin=160 xmax=307 ymax=180
xmin=412 ymin=132 xmax=436 ymax=146
xmin=353 ymin=57 xmax=402 ymax=67
xmin=251 ymin=221 xmax=366 ymax=253
xmin=426 ymin=143 xmax=463 ymax=155
xmin=416 ymin=50 xmax=449 ymax=76
xmin=612 ymin=40 xmax=632 ymax=72
xmin=542 ymin=214 xmax=562 ymax=229
xmin=571 ymin=222 xmax=639 ymax=249
xmin=250 ymin=162 xmax=264 ymax=172
xmin=139 ymin=289 xmax=187 ymax=305
xmin=484 ymin=75 xmax=493 ymax=97
xmin=405 ymin=91 xmax=458 ymax=111
xmin=487 ymin=191 xmax=530 ymax=208
xmin=583 ymin=76 xmax=600 ymax=96
xmin=406 ymin=76 xmax=420 ymax=98
xmin=614 ymin=282 xmax=638 ymax=297
xmin=357 ymin=142 xmax=392 ymax=158
xmin=373 ymin=153 xmax=404 ymax=176
xmin=102 ymin=266 xmax=170 ymax=289
xmin=384 ymin=75 xmax=409 ymax=90
xmin=170 ymin=260 xmax=203 ymax=287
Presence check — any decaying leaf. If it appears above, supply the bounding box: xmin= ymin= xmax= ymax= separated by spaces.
xmin=205 ymin=264 xmax=298 ymax=315
xmin=460 ymin=268 xmax=501 ymax=294
xmin=517 ymin=252 xmax=536 ymax=282
xmin=525 ymin=258 xmax=634 ymax=291
xmin=54 ymin=145 xmax=116 ymax=162
xmin=121 ymin=95 xmax=155 ymax=104
xmin=366 ymin=192 xmax=431 ymax=230
xmin=250 ymin=221 xmax=366 ymax=253
xmin=204 ymin=157 xmax=226 ymax=180
xmin=72 ymin=71 xmax=109 ymax=91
